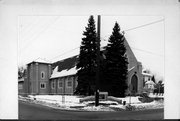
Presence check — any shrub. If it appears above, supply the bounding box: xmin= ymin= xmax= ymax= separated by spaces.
xmin=125 ymin=104 xmax=135 ymax=111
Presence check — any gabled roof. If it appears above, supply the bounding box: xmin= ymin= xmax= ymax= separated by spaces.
xmin=27 ymin=58 xmax=52 ymax=65
xmin=52 ymin=55 xmax=78 ymax=72
xmin=50 ymin=55 xmax=78 ymax=79
xmin=145 ymin=80 xmax=155 ymax=85
xmin=50 ymin=37 xmax=141 ymax=79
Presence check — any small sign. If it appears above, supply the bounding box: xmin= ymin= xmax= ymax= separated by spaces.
xmin=62 ymin=95 xmax=65 ymax=104
xmin=99 ymin=92 xmax=108 ymax=101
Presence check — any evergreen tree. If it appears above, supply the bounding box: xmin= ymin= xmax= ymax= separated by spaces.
xmin=18 ymin=66 xmax=26 ymax=79
xmin=152 ymin=75 xmax=156 ymax=83
xmin=154 ymin=80 xmax=164 ymax=93
xmin=104 ymin=22 xmax=128 ymax=97
xmin=75 ymin=15 xmax=98 ymax=96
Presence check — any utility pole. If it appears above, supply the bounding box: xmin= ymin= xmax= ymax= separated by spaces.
xmin=95 ymin=15 xmax=101 ymax=106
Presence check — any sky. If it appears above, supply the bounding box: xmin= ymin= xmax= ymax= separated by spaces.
xmin=18 ymin=15 xmax=164 ymax=81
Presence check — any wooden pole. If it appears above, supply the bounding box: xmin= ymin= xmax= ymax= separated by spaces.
xmin=95 ymin=15 xmax=101 ymax=106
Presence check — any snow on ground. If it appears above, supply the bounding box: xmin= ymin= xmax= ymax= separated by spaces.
xmin=131 ymin=100 xmax=164 ymax=110
xmin=28 ymin=95 xmax=85 ymax=107
xmin=19 ymin=95 xmax=164 ymax=111
xmin=29 ymin=95 xmax=80 ymax=103
xmin=81 ymin=105 xmax=115 ymax=111
xmin=118 ymin=96 xmax=142 ymax=104
xmin=149 ymin=93 xmax=164 ymax=98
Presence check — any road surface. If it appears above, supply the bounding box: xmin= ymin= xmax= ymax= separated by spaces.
xmin=19 ymin=100 xmax=164 ymax=120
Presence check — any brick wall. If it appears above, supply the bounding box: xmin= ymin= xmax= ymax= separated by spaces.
xmin=50 ymin=75 xmax=77 ymax=95
xmin=26 ymin=62 xmax=51 ymax=95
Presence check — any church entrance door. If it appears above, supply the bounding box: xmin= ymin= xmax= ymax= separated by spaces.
xmin=131 ymin=74 xmax=138 ymax=93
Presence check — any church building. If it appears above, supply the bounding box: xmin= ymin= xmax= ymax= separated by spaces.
xmin=22 ymin=38 xmax=143 ymax=96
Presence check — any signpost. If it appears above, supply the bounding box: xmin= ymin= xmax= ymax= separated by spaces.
xmin=129 ymin=84 xmax=133 ymax=105
xmin=62 ymin=94 xmax=65 ymax=104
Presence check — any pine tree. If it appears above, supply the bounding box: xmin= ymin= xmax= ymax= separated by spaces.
xmin=152 ymin=75 xmax=156 ymax=83
xmin=75 ymin=15 xmax=98 ymax=96
xmin=18 ymin=66 xmax=26 ymax=79
xmin=104 ymin=22 xmax=128 ymax=97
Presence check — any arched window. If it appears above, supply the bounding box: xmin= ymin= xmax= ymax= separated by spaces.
xmin=58 ymin=80 xmax=63 ymax=89
xmin=51 ymin=81 xmax=55 ymax=89
xmin=41 ymin=71 xmax=45 ymax=79
xmin=40 ymin=83 xmax=46 ymax=89
xmin=131 ymin=74 xmax=138 ymax=93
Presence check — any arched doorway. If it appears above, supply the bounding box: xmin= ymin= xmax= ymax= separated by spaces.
xmin=131 ymin=74 xmax=138 ymax=93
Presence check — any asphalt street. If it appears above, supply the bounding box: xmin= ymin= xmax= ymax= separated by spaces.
xmin=19 ymin=100 xmax=164 ymax=120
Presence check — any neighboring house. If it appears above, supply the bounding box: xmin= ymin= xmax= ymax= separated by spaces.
xmin=144 ymin=80 xmax=155 ymax=93
xmin=23 ymin=38 xmax=144 ymax=95
xmin=142 ymin=72 xmax=153 ymax=87
xmin=141 ymin=72 xmax=155 ymax=94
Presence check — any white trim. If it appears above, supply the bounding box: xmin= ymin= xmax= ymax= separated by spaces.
xmin=128 ymin=66 xmax=135 ymax=72
xmin=40 ymin=82 xmax=46 ymax=89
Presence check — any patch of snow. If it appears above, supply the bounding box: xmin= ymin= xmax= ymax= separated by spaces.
xmin=148 ymin=93 xmax=164 ymax=98
xmin=118 ymin=96 xmax=141 ymax=104
xmin=82 ymin=100 xmax=119 ymax=106
xmin=29 ymin=95 xmax=81 ymax=103
xmin=50 ymin=66 xmax=77 ymax=79
xmin=82 ymin=105 xmax=114 ymax=111
xmin=19 ymin=95 xmax=163 ymax=111
xmin=33 ymin=58 xmax=52 ymax=64
xmin=131 ymin=100 xmax=164 ymax=110
xmin=142 ymin=72 xmax=153 ymax=77
xmin=18 ymin=78 xmax=24 ymax=82
xmin=109 ymin=105 xmax=125 ymax=109
xmin=145 ymin=80 xmax=155 ymax=85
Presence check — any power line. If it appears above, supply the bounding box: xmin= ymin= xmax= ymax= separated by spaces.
xmin=20 ymin=16 xmax=60 ymax=54
xmin=124 ymin=19 xmax=164 ymax=32
xmin=99 ymin=19 xmax=165 ymax=57
xmin=100 ymin=19 xmax=164 ymax=40
xmin=131 ymin=47 xmax=164 ymax=57
xmin=20 ymin=16 xmax=40 ymax=34
xmin=20 ymin=18 xmax=164 ymax=62
xmin=21 ymin=17 xmax=60 ymax=51
xmin=20 ymin=16 xmax=44 ymax=42
xmin=49 ymin=46 xmax=80 ymax=61
xmin=48 ymin=19 xmax=165 ymax=61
